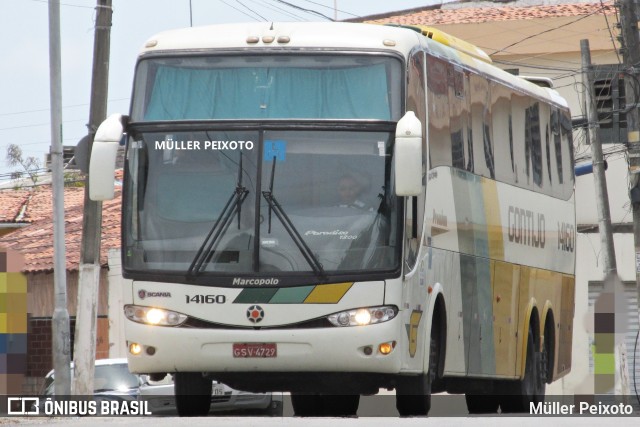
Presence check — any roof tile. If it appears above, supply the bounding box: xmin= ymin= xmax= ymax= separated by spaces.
xmin=362 ymin=1 xmax=615 ymax=26
xmin=0 ymin=184 xmax=122 ymax=273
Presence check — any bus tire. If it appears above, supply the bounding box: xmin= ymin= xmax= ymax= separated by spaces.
xmin=174 ymin=372 xmax=212 ymax=417
xmin=500 ymin=324 xmax=544 ymax=413
xmin=395 ymin=319 xmax=439 ymax=416
xmin=291 ymin=393 xmax=359 ymax=417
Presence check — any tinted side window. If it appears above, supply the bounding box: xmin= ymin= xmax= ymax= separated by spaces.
xmin=405 ymin=50 xmax=427 ymax=269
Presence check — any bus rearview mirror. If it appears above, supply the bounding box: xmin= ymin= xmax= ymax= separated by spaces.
xmin=89 ymin=113 xmax=126 ymax=201
xmin=394 ymin=111 xmax=422 ymax=196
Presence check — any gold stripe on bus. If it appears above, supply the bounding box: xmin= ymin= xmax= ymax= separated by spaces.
xmin=303 ymin=282 xmax=354 ymax=304
xmin=481 ymin=178 xmax=505 ymax=261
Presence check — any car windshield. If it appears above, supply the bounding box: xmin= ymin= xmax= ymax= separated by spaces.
xmin=42 ymin=363 xmax=139 ymax=395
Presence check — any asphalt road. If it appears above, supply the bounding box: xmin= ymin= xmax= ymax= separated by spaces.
xmin=5 ymin=416 xmax=640 ymax=427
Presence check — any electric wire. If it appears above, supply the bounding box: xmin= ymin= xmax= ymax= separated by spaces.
xmin=298 ymin=0 xmax=359 ymax=17
xmin=236 ymin=0 xmax=268 ymax=21
xmin=599 ymin=0 xmax=622 ymax=64
xmin=218 ymin=0 xmax=262 ymax=21
xmin=257 ymin=0 xmax=308 ymax=20
xmin=30 ymin=0 xmax=94 ymax=9
xmin=489 ymin=8 xmax=613 ymax=57
xmin=270 ymin=0 xmax=334 ymax=21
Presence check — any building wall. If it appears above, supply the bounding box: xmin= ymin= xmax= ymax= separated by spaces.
xmin=24 ymin=316 xmax=110 ymax=395
xmin=0 ymin=249 xmax=27 ymax=396
xmin=548 ymin=233 xmax=637 ymax=397
xmin=27 ymin=270 xmax=109 ymax=317
xmin=13 ymin=269 xmax=109 ymax=395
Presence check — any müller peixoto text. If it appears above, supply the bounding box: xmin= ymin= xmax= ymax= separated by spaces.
xmin=530 ymin=401 xmax=634 ymax=415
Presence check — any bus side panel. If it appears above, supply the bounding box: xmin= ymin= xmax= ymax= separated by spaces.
xmin=556 ymin=274 xmax=575 ymax=378
xmin=492 ymin=261 xmax=520 ymax=377
xmin=424 ymin=248 xmax=466 ymax=375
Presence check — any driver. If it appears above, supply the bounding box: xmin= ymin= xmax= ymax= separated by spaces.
xmin=336 ymin=174 xmax=370 ymax=210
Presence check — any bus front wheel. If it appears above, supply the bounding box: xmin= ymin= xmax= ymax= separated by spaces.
xmin=395 ymin=320 xmax=439 ymax=416
xmin=174 ymin=372 xmax=212 ymax=417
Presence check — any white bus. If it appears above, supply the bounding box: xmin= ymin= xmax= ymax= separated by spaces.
xmin=90 ymin=22 xmax=576 ymax=416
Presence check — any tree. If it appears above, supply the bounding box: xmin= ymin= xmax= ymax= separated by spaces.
xmin=5 ymin=144 xmax=42 ymax=188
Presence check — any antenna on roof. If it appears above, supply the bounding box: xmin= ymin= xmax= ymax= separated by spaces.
xmin=270 ymin=22 xmax=274 ymax=30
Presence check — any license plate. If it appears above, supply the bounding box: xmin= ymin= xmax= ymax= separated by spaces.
xmin=233 ymin=343 xmax=277 ymax=358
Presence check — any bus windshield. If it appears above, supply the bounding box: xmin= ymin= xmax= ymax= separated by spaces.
xmin=131 ymin=54 xmax=402 ymax=121
xmin=123 ymin=129 xmax=400 ymax=283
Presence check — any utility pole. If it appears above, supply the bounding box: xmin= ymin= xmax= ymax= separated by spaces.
xmin=73 ymin=0 xmax=113 ymax=395
xmin=619 ymin=0 xmax=640 ymax=328
xmin=581 ymin=40 xmax=617 ymax=275
xmin=582 ymin=39 xmax=630 ymax=397
xmin=49 ymin=0 xmax=72 ymax=397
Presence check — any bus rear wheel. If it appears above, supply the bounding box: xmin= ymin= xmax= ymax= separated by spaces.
xmin=500 ymin=324 xmax=545 ymax=413
xmin=175 ymin=372 xmax=212 ymax=417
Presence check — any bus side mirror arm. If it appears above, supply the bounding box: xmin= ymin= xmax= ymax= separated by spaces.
xmin=89 ymin=113 xmax=127 ymax=201
xmin=394 ymin=111 xmax=423 ymax=196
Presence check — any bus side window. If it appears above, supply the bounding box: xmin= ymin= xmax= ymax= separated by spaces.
xmin=404 ymin=49 xmax=427 ymax=269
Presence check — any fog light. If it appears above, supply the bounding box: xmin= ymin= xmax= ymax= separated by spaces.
xmin=378 ymin=341 xmax=395 ymax=355
xmin=129 ymin=342 xmax=142 ymax=355
xmin=146 ymin=346 xmax=156 ymax=356
xmin=363 ymin=346 xmax=373 ymax=356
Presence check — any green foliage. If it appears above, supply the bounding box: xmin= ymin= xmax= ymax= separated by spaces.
xmin=64 ymin=171 xmax=85 ymax=187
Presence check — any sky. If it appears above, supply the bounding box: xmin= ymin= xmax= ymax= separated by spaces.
xmin=0 ymin=0 xmax=446 ymax=180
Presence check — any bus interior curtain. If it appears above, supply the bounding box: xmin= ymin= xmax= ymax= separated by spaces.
xmin=143 ymin=65 xmax=391 ymax=120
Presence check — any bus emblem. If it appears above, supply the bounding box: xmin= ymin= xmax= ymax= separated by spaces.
xmin=246 ymin=305 xmax=264 ymax=323
xmin=138 ymin=290 xmax=146 ymax=299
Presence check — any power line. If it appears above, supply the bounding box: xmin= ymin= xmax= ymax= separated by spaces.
xmin=30 ymin=0 xmax=94 ymax=9
xmin=298 ymin=0 xmax=359 ymax=18
xmin=0 ymin=118 xmax=88 ymax=132
xmin=259 ymin=0 xmax=308 ymax=20
xmin=271 ymin=0 xmax=334 ymax=21
xmin=218 ymin=0 xmax=261 ymax=21
xmin=0 ymin=97 xmax=129 ymax=118
xmin=489 ymin=9 xmax=609 ymax=57
xmin=236 ymin=0 xmax=268 ymax=21
xmin=599 ymin=0 xmax=622 ymax=65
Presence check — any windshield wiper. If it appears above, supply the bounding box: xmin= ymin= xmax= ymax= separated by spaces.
xmin=262 ymin=157 xmax=327 ymax=281
xmin=187 ymin=154 xmax=249 ymax=277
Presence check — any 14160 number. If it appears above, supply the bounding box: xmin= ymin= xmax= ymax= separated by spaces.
xmin=185 ymin=294 xmax=226 ymax=304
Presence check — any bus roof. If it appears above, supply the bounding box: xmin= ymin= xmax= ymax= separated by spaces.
xmin=139 ymin=21 xmax=567 ymax=109
xmin=140 ymin=22 xmax=422 ymax=57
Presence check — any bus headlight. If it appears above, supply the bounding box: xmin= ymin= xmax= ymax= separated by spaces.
xmin=327 ymin=306 xmax=397 ymax=327
xmin=124 ymin=305 xmax=187 ymax=326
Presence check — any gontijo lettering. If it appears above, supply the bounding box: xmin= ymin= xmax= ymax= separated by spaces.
xmin=507 ymin=205 xmax=545 ymax=248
